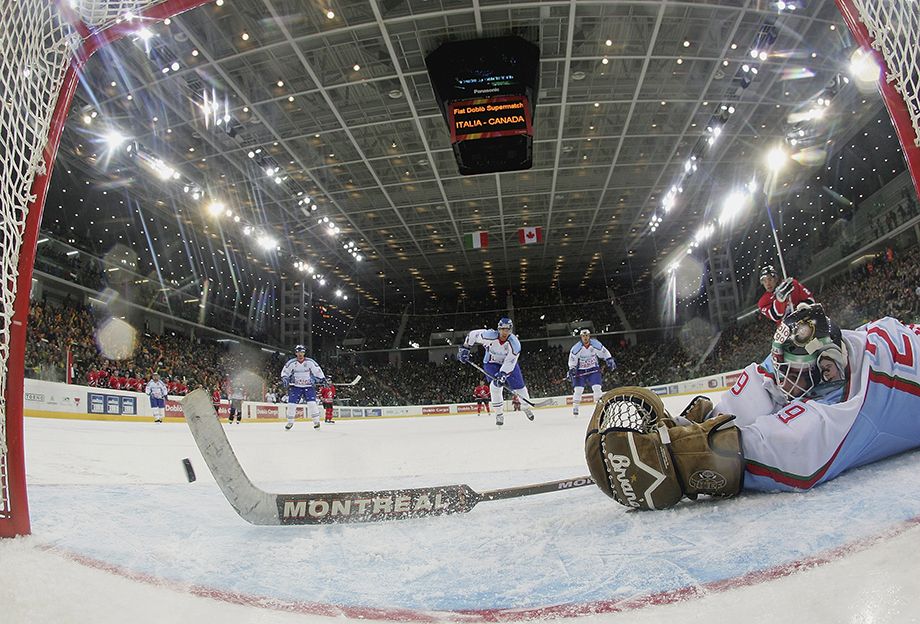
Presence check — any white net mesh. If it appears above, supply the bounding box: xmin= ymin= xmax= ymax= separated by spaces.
xmin=0 ymin=0 xmax=170 ymax=528
xmin=598 ymin=394 xmax=659 ymax=433
xmin=850 ymin=0 xmax=920 ymax=147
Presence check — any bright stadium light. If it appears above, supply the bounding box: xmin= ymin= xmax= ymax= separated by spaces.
xmin=850 ymin=47 xmax=881 ymax=84
xmin=104 ymin=129 xmax=127 ymax=150
xmin=719 ymin=191 xmax=748 ymax=225
xmin=765 ymin=145 xmax=788 ymax=171
xmin=206 ymin=201 xmax=225 ymax=217
xmin=256 ymin=233 xmax=276 ymax=250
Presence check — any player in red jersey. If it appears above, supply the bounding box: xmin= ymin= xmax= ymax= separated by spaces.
xmin=473 ymin=380 xmax=491 ymax=414
xmin=757 ymin=265 xmax=815 ymax=324
xmin=320 ymin=381 xmax=336 ymax=423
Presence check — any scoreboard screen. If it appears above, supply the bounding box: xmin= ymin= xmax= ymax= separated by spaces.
xmin=425 ymin=36 xmax=540 ymax=175
xmin=447 ymin=95 xmax=532 ymax=143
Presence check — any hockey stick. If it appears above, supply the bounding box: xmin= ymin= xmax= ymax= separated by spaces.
xmin=464 ymin=361 xmax=554 ymax=408
xmin=182 ymin=390 xmax=593 ymax=525
xmin=554 ymin=369 xmax=596 ymax=385
xmin=336 ymin=375 xmax=361 ymax=387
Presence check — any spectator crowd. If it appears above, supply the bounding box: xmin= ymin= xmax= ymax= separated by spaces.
xmin=23 ymin=248 xmax=920 ymax=407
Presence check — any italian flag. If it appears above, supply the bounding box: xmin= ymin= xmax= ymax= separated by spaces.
xmin=518 ymin=226 xmax=543 ymax=245
xmin=464 ymin=231 xmax=489 ymax=249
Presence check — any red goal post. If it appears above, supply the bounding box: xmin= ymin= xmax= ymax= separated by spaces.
xmin=0 ymin=0 xmax=208 ymax=538
xmin=835 ymin=0 xmax=920 ymax=196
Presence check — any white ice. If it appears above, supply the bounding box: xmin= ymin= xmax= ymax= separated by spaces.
xmin=4 ymin=393 xmax=920 ymax=624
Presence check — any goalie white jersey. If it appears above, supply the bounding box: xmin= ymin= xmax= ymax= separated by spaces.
xmin=716 ymin=317 xmax=920 ymax=491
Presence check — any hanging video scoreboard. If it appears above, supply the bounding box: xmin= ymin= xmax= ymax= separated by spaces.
xmin=425 ymin=36 xmax=540 ymax=175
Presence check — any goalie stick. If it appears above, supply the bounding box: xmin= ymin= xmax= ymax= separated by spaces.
xmin=182 ymin=389 xmax=593 ymax=525
xmin=464 ymin=361 xmax=554 ymax=408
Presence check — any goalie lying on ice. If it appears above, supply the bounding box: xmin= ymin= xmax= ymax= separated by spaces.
xmin=585 ymin=304 xmax=920 ymax=509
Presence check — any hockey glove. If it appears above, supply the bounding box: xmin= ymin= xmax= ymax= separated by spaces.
xmin=678 ymin=395 xmax=713 ymax=424
xmin=605 ymin=357 xmax=617 ymax=371
xmin=774 ymin=277 xmax=795 ymax=302
xmin=458 ymin=346 xmax=471 ymax=363
xmin=567 ymin=368 xmax=578 ymax=383
xmin=281 ymin=376 xmax=291 ymax=389
xmin=493 ymin=371 xmax=509 ymax=387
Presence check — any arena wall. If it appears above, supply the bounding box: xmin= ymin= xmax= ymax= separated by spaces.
xmin=21 ymin=369 xmax=740 ymax=421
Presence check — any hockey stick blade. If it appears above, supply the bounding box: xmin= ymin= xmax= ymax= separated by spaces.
xmin=465 ymin=361 xmax=546 ymax=408
xmin=339 ymin=374 xmax=362 ymax=387
xmin=182 ymin=389 xmax=593 ymax=525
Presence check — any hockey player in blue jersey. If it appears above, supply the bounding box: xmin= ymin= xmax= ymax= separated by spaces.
xmin=458 ymin=317 xmax=535 ymax=426
xmin=280 ymin=344 xmax=327 ymax=430
xmin=568 ymin=328 xmax=616 ymax=417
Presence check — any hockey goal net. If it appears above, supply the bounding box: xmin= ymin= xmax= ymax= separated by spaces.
xmin=836 ymin=0 xmax=920 ymax=194
xmin=0 ymin=0 xmax=207 ymax=537
xmin=2 ymin=1 xmax=920 ymax=538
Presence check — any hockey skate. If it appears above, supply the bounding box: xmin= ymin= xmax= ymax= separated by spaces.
xmin=313 ymin=421 xmax=321 ymax=429
xmin=285 ymin=421 xmax=294 ymax=430
xmin=572 ymin=405 xmax=579 ymax=417
xmin=495 ymin=413 xmax=504 ymax=427
xmin=325 ymin=419 xmax=335 ymax=424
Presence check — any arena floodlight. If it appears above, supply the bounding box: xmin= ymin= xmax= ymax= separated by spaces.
xmin=719 ymin=191 xmax=748 ymax=225
xmin=206 ymin=201 xmax=225 ymax=217
xmin=850 ymin=47 xmax=881 ymax=85
xmin=104 ymin=129 xmax=127 ymax=150
xmin=765 ymin=145 xmax=788 ymax=171
xmin=256 ymin=234 xmax=276 ymax=250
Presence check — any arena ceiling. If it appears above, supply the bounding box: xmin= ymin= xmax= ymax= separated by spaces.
xmin=48 ymin=0 xmax=889 ymax=311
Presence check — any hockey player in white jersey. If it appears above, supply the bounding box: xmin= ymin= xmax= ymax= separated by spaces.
xmin=458 ymin=317 xmax=535 ymax=426
xmin=145 ymin=372 xmax=168 ymax=423
xmin=568 ymin=328 xmax=616 ymax=416
xmin=588 ymin=303 xmax=920 ymax=509
xmin=280 ymin=344 xmax=327 ymax=430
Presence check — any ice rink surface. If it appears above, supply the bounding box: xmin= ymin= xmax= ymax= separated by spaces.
xmin=4 ymin=392 xmax=920 ymax=624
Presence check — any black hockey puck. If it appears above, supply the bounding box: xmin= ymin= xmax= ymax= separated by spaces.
xmin=182 ymin=458 xmax=196 ymax=483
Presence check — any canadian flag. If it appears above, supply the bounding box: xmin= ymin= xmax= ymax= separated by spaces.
xmin=518 ymin=226 xmax=543 ymax=245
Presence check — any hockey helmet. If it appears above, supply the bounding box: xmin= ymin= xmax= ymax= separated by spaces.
xmin=580 ymin=328 xmax=591 ymax=337
xmin=497 ymin=317 xmax=513 ymax=331
xmin=771 ymin=303 xmax=845 ymax=400
xmin=759 ymin=265 xmax=778 ymax=283
xmin=294 ymin=344 xmax=306 ymax=353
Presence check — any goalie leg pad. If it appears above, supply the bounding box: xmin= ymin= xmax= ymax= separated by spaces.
xmin=678 ymin=395 xmax=714 ymax=424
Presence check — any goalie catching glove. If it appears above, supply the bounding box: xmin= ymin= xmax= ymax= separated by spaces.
xmin=584 ymin=387 xmax=744 ymax=510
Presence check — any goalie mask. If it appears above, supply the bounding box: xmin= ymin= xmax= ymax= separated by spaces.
xmin=771 ymin=303 xmax=846 ymax=400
